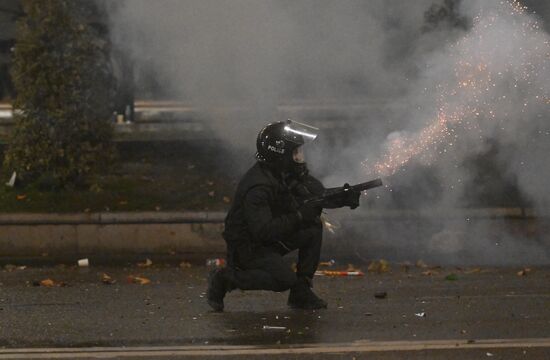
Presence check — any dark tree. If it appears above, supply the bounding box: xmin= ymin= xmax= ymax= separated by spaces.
xmin=3 ymin=0 xmax=115 ymax=187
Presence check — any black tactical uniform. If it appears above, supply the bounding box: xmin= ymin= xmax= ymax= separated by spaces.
xmin=207 ymin=120 xmax=360 ymax=311
xmin=223 ymin=161 xmax=325 ymax=291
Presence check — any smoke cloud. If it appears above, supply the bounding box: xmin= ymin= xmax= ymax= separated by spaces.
xmin=107 ymin=0 xmax=550 ymax=265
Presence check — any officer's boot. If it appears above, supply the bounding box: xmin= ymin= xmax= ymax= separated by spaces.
xmin=288 ymin=277 xmax=328 ymax=310
xmin=207 ymin=268 xmax=233 ymax=312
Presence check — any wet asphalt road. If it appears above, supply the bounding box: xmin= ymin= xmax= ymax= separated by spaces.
xmin=0 ymin=264 xmax=549 ymax=359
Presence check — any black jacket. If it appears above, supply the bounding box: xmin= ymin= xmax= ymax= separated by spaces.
xmin=223 ymin=162 xmax=302 ymax=261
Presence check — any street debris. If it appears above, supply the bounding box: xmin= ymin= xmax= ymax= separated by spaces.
xmin=367 ymin=259 xmax=390 ymax=273
xmin=315 ymin=270 xmax=364 ymax=277
xmin=39 ymin=279 xmax=55 ymax=287
xmin=5 ymin=171 xmax=16 ymax=187
xmin=262 ymin=325 xmax=286 ymax=330
xmin=4 ymin=264 xmax=26 ymax=272
xmin=422 ymin=269 xmax=439 ymax=276
xmin=78 ymin=258 xmax=89 ymax=267
xmin=365 ymin=312 xmax=373 ymax=316
xmin=3 ymin=264 xmax=15 ymax=271
xmin=465 ymin=267 xmax=481 ymax=274
xmin=127 ymin=275 xmax=151 ymax=285
xmin=347 ymin=264 xmax=361 ymax=272
xmin=35 ymin=278 xmax=67 ymax=287
xmin=179 ymin=261 xmax=192 ymax=269
xmin=101 ymin=273 xmax=116 ymax=285
xmin=319 ymin=259 xmax=336 ymax=267
xmin=445 ymin=273 xmax=459 ymax=281
xmin=137 ymin=259 xmax=153 ymax=268
xmin=206 ymin=258 xmax=226 ymax=267
xmin=16 ymin=194 xmax=26 ymax=200
xmin=416 ymin=260 xmax=428 ymax=268
xmin=486 ymin=352 xmax=494 ymax=357
xmin=517 ymin=268 xmax=532 ymax=276
xmin=415 ymin=312 xmax=426 ymax=317
xmin=208 ymin=191 xmax=215 ymax=197
xmin=223 ymin=196 xmax=231 ymax=203
xmin=374 ymin=291 xmax=387 ymax=299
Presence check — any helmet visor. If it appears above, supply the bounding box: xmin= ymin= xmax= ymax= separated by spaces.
xmin=283 ymin=120 xmax=319 ymax=144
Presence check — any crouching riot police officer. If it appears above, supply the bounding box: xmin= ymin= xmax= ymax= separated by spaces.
xmin=207 ymin=120 xmax=362 ymax=311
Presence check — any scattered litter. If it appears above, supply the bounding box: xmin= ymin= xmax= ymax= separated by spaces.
xmin=416 ymin=260 xmax=428 ymax=268
xmin=40 ymin=279 xmax=55 ymax=287
xmin=315 ymin=270 xmax=364 ymax=277
xmin=319 ymin=259 xmax=336 ymax=267
xmin=422 ymin=270 xmax=439 ymax=276
xmin=3 ymin=264 xmax=16 ymax=272
xmin=101 ymin=273 xmax=116 ymax=285
xmin=465 ymin=268 xmax=481 ymax=274
xmin=16 ymin=194 xmax=26 ymax=200
xmin=208 ymin=191 xmax=215 ymax=197
xmin=37 ymin=278 xmax=66 ymax=287
xmin=445 ymin=273 xmax=459 ymax=281
xmin=415 ymin=312 xmax=426 ymax=317
xmin=6 ymin=171 xmax=16 ymax=187
xmin=223 ymin=196 xmax=231 ymax=203
xmin=486 ymin=352 xmax=494 ymax=357
xmin=347 ymin=264 xmax=361 ymax=272
xmin=207 ymin=180 xmax=214 ymax=186
xmin=77 ymin=258 xmax=89 ymax=267
xmin=365 ymin=312 xmax=373 ymax=316
xmin=127 ymin=275 xmax=151 ymax=285
xmin=400 ymin=262 xmax=412 ymax=272
xmin=262 ymin=325 xmax=286 ymax=330
xmin=206 ymin=258 xmax=226 ymax=267
xmin=367 ymin=259 xmax=391 ymax=273
xmin=517 ymin=268 xmax=532 ymax=276
xmin=374 ymin=292 xmax=387 ymax=299
xmin=179 ymin=261 xmax=192 ymax=269
xmin=137 ymin=259 xmax=153 ymax=268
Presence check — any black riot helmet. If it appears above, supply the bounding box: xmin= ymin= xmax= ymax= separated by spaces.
xmin=256 ymin=120 xmax=318 ymax=171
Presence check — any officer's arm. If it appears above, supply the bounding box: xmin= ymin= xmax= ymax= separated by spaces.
xmin=244 ymin=185 xmax=301 ymax=244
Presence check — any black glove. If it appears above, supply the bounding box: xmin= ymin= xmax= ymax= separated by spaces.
xmin=298 ymin=203 xmax=321 ymax=223
xmin=342 ymin=184 xmax=361 ymax=209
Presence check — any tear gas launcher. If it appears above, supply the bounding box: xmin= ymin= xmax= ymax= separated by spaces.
xmin=301 ymin=178 xmax=383 ymax=208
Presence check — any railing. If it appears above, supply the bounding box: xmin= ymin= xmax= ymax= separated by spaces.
xmin=0 ymin=99 xmax=397 ymax=142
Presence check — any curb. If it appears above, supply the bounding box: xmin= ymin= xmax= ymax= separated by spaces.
xmin=0 ymin=211 xmax=226 ymax=225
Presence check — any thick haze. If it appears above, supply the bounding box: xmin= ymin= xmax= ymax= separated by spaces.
xmin=107 ymin=0 xmax=550 ymax=264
